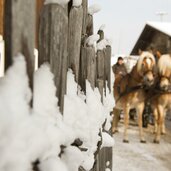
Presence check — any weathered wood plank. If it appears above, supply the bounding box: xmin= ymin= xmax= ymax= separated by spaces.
xmin=96 ymin=49 xmax=105 ymax=100
xmin=68 ymin=5 xmax=83 ymax=82
xmin=38 ymin=4 xmax=68 ymax=112
xmin=4 ymin=0 xmax=35 ymax=90
xmin=86 ymin=14 xmax=93 ymax=36
xmin=86 ymin=46 xmax=96 ymax=89
xmin=82 ymin=0 xmax=88 ymax=36
xmin=105 ymin=45 xmax=112 ymax=92
xmin=80 ymin=46 xmax=96 ymax=91
xmin=80 ymin=46 xmax=87 ymax=91
xmin=36 ymin=0 xmax=44 ymax=49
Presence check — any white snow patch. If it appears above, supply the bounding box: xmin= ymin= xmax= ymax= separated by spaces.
xmin=105 ymin=168 xmax=111 ymax=171
xmin=147 ymin=21 xmax=171 ymax=37
xmin=62 ymin=146 xmax=84 ymax=171
xmin=88 ymin=4 xmax=101 ymax=15
xmin=86 ymin=34 xmax=100 ymax=47
xmin=97 ymin=39 xmax=108 ymax=50
xmin=106 ymin=161 xmax=110 ymax=167
xmin=44 ymin=0 xmax=70 ymax=6
xmin=73 ymin=0 xmax=82 ymax=7
xmin=101 ymin=132 xmax=114 ymax=148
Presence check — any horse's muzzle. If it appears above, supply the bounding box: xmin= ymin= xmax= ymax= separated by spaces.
xmin=144 ymin=78 xmax=154 ymax=87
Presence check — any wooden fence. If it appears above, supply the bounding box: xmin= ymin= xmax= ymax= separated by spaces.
xmin=2 ymin=0 xmax=113 ymax=170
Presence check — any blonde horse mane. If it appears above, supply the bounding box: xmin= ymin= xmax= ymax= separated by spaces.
xmin=158 ymin=54 xmax=171 ymax=76
xmin=137 ymin=51 xmax=155 ymax=73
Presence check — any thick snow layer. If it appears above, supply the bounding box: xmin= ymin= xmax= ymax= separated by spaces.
xmin=39 ymin=158 xmax=68 ymax=171
xmin=73 ymin=0 xmax=82 ymax=7
xmin=0 ymin=55 xmax=114 ymax=171
xmin=64 ymin=71 xmax=114 ymax=170
xmin=62 ymin=146 xmax=84 ymax=171
xmin=147 ymin=21 xmax=171 ymax=36
xmin=97 ymin=39 xmax=108 ymax=50
xmin=88 ymin=4 xmax=101 ymax=15
xmin=44 ymin=0 xmax=70 ymax=6
xmin=101 ymin=132 xmax=114 ymax=148
xmin=0 ymin=56 xmax=73 ymax=171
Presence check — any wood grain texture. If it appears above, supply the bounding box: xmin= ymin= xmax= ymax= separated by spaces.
xmin=105 ymin=45 xmax=112 ymax=92
xmin=4 ymin=0 xmax=35 ymax=90
xmin=86 ymin=14 xmax=93 ymax=36
xmin=68 ymin=5 xmax=83 ymax=82
xmin=38 ymin=4 xmax=68 ymax=112
xmin=80 ymin=46 xmax=96 ymax=91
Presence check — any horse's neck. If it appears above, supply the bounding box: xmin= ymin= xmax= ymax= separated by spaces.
xmin=129 ymin=65 xmax=142 ymax=87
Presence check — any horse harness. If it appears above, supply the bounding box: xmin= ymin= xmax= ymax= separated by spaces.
xmin=116 ymin=74 xmax=144 ymax=103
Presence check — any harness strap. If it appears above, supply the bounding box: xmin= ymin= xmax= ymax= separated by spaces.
xmin=116 ymin=85 xmax=144 ymax=104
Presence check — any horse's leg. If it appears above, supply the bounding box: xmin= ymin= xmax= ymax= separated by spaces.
xmin=112 ymin=107 xmax=120 ymax=134
xmin=154 ymin=105 xmax=163 ymax=143
xmin=137 ymin=103 xmax=146 ymax=143
xmin=161 ymin=109 xmax=166 ymax=135
xmin=123 ymin=104 xmax=130 ymax=143
xmin=153 ymin=108 xmax=158 ymax=134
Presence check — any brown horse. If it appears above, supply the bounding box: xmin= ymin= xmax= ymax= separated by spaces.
xmin=150 ymin=54 xmax=171 ymax=143
xmin=112 ymin=51 xmax=156 ymax=143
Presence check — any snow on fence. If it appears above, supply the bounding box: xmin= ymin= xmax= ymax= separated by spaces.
xmin=1 ymin=0 xmax=114 ymax=171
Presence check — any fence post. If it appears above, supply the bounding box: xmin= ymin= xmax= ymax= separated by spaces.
xmin=4 ymin=0 xmax=35 ymax=90
xmin=68 ymin=4 xmax=83 ymax=82
xmin=105 ymin=45 xmax=112 ymax=92
xmin=36 ymin=0 xmax=44 ymax=49
xmin=38 ymin=4 xmax=68 ymax=112
xmin=96 ymin=49 xmax=105 ymax=100
xmin=86 ymin=14 xmax=94 ymax=36
xmin=80 ymin=45 xmax=96 ymax=91
xmin=82 ymin=0 xmax=88 ymax=36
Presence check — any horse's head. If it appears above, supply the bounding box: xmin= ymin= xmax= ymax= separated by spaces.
xmin=158 ymin=54 xmax=171 ymax=91
xmin=137 ymin=51 xmax=156 ymax=87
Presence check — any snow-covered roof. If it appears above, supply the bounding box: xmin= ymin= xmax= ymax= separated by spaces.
xmin=146 ymin=21 xmax=171 ymax=37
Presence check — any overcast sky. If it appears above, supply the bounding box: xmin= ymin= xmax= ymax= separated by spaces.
xmin=89 ymin=0 xmax=171 ymax=55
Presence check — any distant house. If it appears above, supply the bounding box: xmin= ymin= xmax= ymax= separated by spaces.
xmin=131 ymin=22 xmax=171 ymax=55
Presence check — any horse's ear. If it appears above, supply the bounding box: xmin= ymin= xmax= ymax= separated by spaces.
xmin=156 ymin=51 xmax=161 ymax=59
xmin=138 ymin=49 xmax=142 ymax=55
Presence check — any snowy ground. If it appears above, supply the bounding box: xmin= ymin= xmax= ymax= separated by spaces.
xmin=112 ymin=119 xmax=171 ymax=171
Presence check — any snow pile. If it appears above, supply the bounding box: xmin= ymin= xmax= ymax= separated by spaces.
xmin=86 ymin=34 xmax=100 ymax=47
xmin=44 ymin=0 xmax=70 ymax=6
xmin=64 ymin=71 xmax=114 ymax=170
xmin=88 ymin=4 xmax=101 ymax=15
xmin=0 ymin=54 xmax=32 ymax=171
xmin=73 ymin=0 xmax=82 ymax=7
xmin=97 ymin=39 xmax=108 ymax=50
xmin=0 ymin=55 xmax=114 ymax=171
xmin=101 ymin=132 xmax=115 ymax=148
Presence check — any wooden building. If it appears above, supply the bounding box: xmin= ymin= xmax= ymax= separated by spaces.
xmin=131 ymin=22 xmax=171 ymax=55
